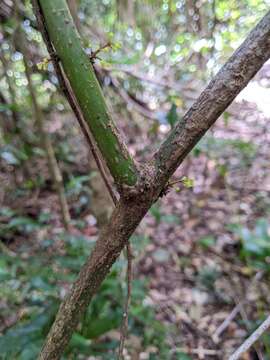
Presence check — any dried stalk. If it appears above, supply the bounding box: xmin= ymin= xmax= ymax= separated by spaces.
xmin=229 ymin=315 xmax=270 ymax=360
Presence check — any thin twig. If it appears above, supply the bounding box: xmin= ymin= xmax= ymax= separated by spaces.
xmin=213 ymin=305 xmax=241 ymax=342
xmin=109 ymin=75 xmax=156 ymax=120
xmin=175 ymin=347 xmax=220 ymax=357
xmin=229 ymin=277 xmax=264 ymax=360
xmin=228 ymin=315 xmax=270 ymax=360
xmin=109 ymin=65 xmax=196 ymax=96
xmin=118 ymin=242 xmax=133 ymax=359
xmin=212 ymin=271 xmax=264 ymax=342
xmin=234 ymin=297 xmax=264 ymax=360
xmin=89 ymin=42 xmax=112 ymax=63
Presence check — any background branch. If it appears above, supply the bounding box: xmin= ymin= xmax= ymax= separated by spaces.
xmin=229 ymin=315 xmax=270 ymax=360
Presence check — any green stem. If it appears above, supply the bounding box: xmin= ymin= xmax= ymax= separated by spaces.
xmin=38 ymin=0 xmax=138 ymax=187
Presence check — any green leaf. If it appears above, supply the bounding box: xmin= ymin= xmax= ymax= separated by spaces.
xmin=150 ymin=204 xmax=162 ymax=223
xmin=181 ymin=176 xmax=194 ymax=188
xmin=0 ymin=305 xmax=57 ymax=357
xmin=0 ymin=264 xmax=12 ymax=281
xmin=166 ymin=103 xmax=178 ymax=128
xmin=83 ymin=313 xmax=121 ymax=338
xmin=69 ymin=333 xmax=91 ymax=352
xmin=19 ymin=342 xmax=41 ymax=360
xmin=7 ymin=216 xmax=39 ymax=232
xmin=0 ymin=103 xmax=13 ymax=112
xmin=37 ymin=57 xmax=50 ymax=71
xmin=174 ymin=352 xmax=192 ymax=360
xmin=198 ymin=236 xmax=216 ymax=249
xmin=66 ymin=174 xmax=92 ymax=196
xmin=0 ymin=206 xmax=15 ymax=217
xmin=30 ymin=276 xmax=54 ymax=291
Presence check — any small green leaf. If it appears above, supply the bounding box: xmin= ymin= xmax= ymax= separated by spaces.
xmin=181 ymin=176 xmax=194 ymax=188
xmin=8 ymin=217 xmax=39 ymax=232
xmin=174 ymin=352 xmax=192 ymax=360
xmin=69 ymin=333 xmax=91 ymax=350
xmin=150 ymin=204 xmax=162 ymax=223
xmin=111 ymin=41 xmax=122 ymax=51
xmin=198 ymin=236 xmax=216 ymax=248
xmin=166 ymin=103 xmax=178 ymax=128
xmin=83 ymin=313 xmax=121 ymax=338
xmin=37 ymin=57 xmax=50 ymax=71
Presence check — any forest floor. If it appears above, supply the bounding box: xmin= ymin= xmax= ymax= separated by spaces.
xmin=1 ymin=64 xmax=270 ymax=360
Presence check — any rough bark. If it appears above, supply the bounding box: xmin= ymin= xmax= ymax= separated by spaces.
xmin=35 ymin=4 xmax=270 ymax=359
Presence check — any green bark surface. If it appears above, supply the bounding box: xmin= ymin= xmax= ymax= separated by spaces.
xmin=39 ymin=0 xmax=138 ymax=186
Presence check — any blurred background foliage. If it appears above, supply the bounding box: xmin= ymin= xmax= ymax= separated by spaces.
xmin=1 ymin=0 xmax=270 ymax=359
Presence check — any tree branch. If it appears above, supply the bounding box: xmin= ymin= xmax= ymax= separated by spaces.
xmin=118 ymin=242 xmax=133 ymax=359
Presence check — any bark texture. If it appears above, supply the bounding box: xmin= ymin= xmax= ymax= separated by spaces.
xmin=35 ymin=5 xmax=270 ymax=359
